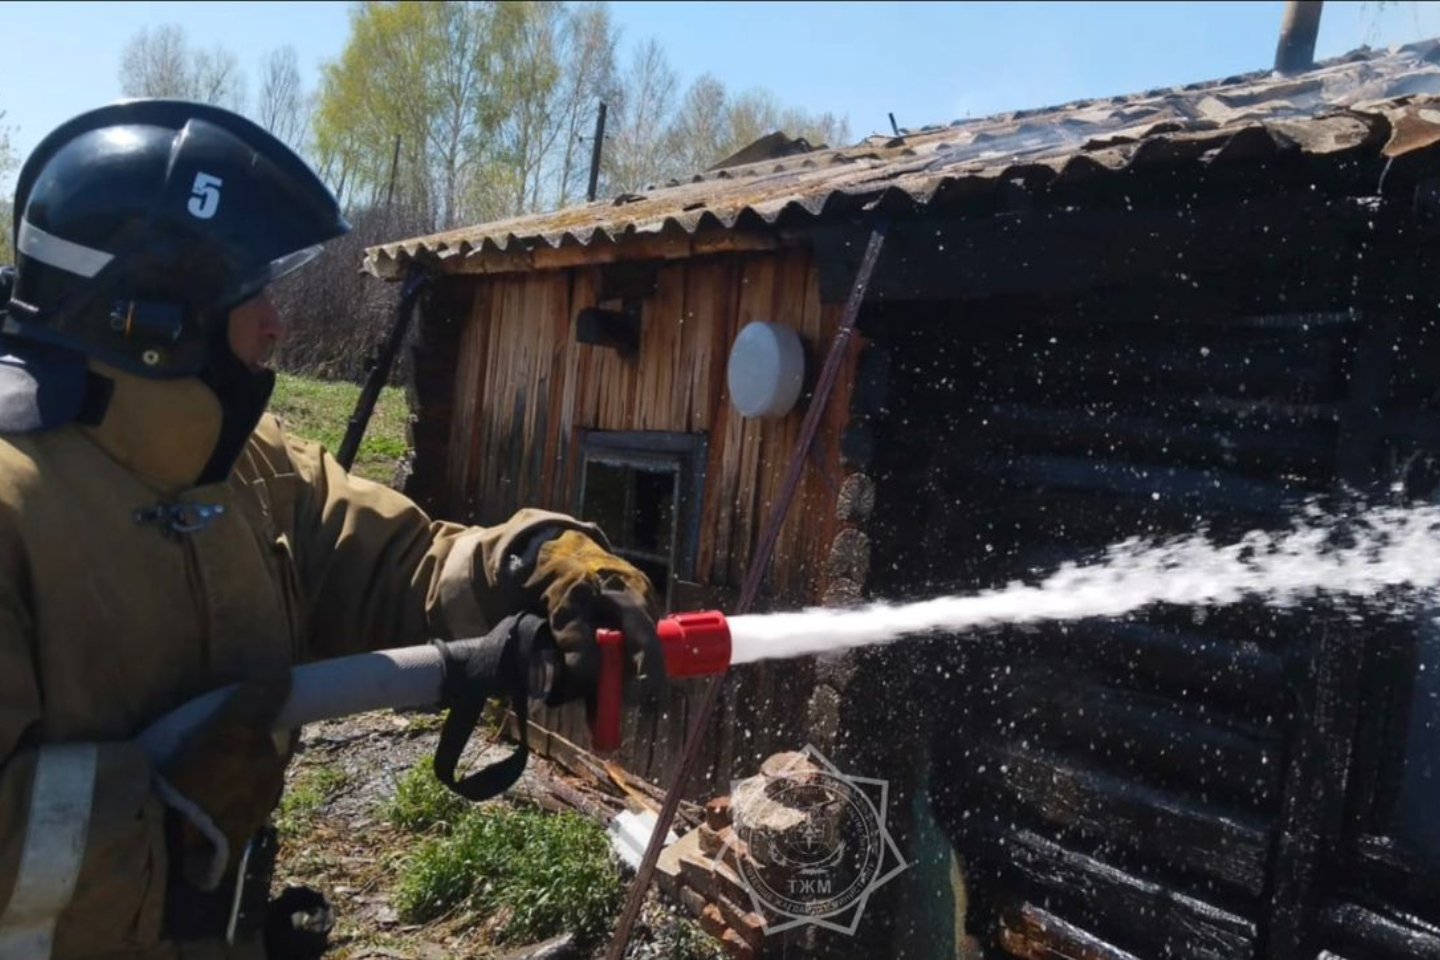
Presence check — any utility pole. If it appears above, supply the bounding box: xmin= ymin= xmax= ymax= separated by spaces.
xmin=1275 ymin=0 xmax=1324 ymax=75
xmin=586 ymin=101 xmax=607 ymax=203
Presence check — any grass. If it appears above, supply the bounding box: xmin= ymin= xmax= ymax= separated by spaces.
xmin=386 ymin=758 xmax=471 ymax=835
xmin=393 ymin=801 xmax=624 ymax=946
xmin=656 ymin=916 xmax=730 ymax=960
xmin=276 ymin=763 xmax=352 ymax=836
xmin=269 ymin=372 xmax=412 ymax=487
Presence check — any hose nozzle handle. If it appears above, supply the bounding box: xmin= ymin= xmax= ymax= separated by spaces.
xmin=592 ymin=610 xmax=732 ymax=751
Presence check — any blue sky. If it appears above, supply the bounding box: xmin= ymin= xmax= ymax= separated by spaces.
xmin=2 ymin=1 xmax=1438 ymax=194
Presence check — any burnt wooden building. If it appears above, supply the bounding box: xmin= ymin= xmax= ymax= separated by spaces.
xmin=366 ymin=42 xmax=1440 ymax=960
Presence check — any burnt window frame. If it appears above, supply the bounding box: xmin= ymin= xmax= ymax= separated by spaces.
xmin=574 ymin=430 xmax=708 ymax=612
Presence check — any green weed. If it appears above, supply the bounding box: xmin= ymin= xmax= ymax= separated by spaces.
xmin=656 ymin=915 xmax=729 ymax=960
xmin=386 ymin=757 xmax=469 ymax=834
xmin=277 ymin=764 xmax=351 ymax=835
xmin=395 ymin=804 xmax=624 ymax=945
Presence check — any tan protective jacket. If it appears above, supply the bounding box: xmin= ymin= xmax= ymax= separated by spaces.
xmin=0 ymin=391 xmax=594 ymax=960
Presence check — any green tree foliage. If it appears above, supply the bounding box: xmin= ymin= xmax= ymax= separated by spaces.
xmin=313 ymin=1 xmax=521 ymax=229
xmin=314 ymin=1 xmax=850 ymax=229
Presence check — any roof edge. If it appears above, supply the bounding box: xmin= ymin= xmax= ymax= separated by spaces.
xmin=364 ymin=224 xmax=783 ymax=281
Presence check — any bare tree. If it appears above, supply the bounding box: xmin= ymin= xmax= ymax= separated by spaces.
xmin=256 ymin=46 xmax=307 ymax=150
xmin=498 ymin=2 xmax=564 ymax=216
xmin=599 ymin=43 xmax=850 ymax=194
xmin=193 ymin=45 xmax=247 ymax=113
xmin=604 ymin=38 xmax=679 ymax=194
xmin=667 ymin=74 xmax=729 ymax=175
xmin=553 ymin=3 xmax=618 ymax=207
xmin=118 ymin=24 xmax=247 ymax=112
xmin=119 ymin=25 xmax=193 ymax=99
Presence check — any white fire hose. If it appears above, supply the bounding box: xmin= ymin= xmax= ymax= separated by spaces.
xmin=136 ymin=645 xmax=453 ymax=767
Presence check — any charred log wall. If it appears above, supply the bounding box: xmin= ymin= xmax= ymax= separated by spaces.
xmin=859 ymin=267 xmax=1440 ymax=958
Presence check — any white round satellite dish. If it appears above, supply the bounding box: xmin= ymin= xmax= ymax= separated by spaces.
xmin=727 ymin=321 xmax=805 ymax=418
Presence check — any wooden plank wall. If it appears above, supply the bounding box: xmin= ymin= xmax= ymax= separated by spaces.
xmin=441 ymin=244 xmax=856 ymax=790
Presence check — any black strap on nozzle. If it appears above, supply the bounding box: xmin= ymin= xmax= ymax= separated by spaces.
xmin=430 ymin=614 xmax=551 ymax=802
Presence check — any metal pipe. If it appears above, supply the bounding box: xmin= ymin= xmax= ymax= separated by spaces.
xmin=587 ymin=101 xmax=607 ymax=203
xmin=1274 ymin=1 xmax=1324 ymax=75
xmin=603 ymin=225 xmax=889 ymax=959
xmin=337 ymin=263 xmax=430 ymax=471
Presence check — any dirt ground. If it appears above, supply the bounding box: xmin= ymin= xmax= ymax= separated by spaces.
xmin=274 ymin=709 xmax=700 ymax=960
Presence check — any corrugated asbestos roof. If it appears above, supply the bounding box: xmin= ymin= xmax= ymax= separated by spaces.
xmin=366 ymin=39 xmax=1440 ymax=279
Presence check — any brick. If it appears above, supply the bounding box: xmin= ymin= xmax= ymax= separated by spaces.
xmin=656 ymin=829 xmax=706 ymax=895
xmin=680 ymin=851 xmax=755 ymax=907
xmin=713 ymin=860 xmax=753 ymax=907
xmin=699 ymin=824 xmax=724 ymax=856
xmin=678 ymin=853 xmax=714 ymax=897
xmin=717 ymin=834 xmax=750 ymax=875
xmin=678 ymin=883 xmax=707 ymax=919
xmin=701 ymin=824 xmax=741 ymax=857
xmin=699 ymin=904 xmax=726 ymax=940
xmin=705 ymin=796 xmax=732 ymax=830
xmin=716 ymin=894 xmax=767 ymax=952
xmin=721 ymin=928 xmax=756 ymax=960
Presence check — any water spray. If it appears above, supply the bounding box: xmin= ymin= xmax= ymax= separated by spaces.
xmin=139 ymin=503 xmax=1440 ymax=771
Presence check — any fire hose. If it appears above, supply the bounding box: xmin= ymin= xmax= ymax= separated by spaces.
xmin=136 ymin=612 xmax=730 ymax=946
xmin=137 ymin=611 xmax=733 ymax=785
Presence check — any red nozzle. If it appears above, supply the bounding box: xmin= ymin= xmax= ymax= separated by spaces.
xmin=592 ymin=611 xmax=731 ymax=752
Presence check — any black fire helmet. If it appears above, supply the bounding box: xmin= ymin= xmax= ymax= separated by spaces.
xmin=5 ymin=99 xmax=349 ymax=379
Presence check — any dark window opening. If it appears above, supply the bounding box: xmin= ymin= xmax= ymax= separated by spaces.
xmin=582 ymin=459 xmax=677 ymax=591
xmin=576 ymin=431 xmax=707 ymax=612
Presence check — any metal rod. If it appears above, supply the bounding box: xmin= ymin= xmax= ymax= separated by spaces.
xmin=337 ymin=263 xmax=430 ymax=471
xmin=587 ymin=101 xmax=608 ymax=203
xmin=1274 ymin=0 xmax=1324 ymax=75
xmin=603 ymin=225 xmax=889 ymax=959
xmin=889 ymin=112 xmax=900 ymax=137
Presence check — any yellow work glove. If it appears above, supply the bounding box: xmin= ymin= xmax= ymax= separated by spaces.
xmin=515 ymin=529 xmax=666 ymax=708
xmin=157 ymin=672 xmax=291 ymax=891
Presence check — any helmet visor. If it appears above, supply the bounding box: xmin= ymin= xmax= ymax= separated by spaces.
xmin=269 ymin=244 xmax=323 ymax=283
xmin=231 ymin=244 xmax=324 ymax=308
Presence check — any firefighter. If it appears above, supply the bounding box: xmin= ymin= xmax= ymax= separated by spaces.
xmin=0 ymin=100 xmax=662 ymax=959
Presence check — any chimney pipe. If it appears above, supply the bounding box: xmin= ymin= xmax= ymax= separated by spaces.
xmin=1274 ymin=0 xmax=1324 ymax=75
